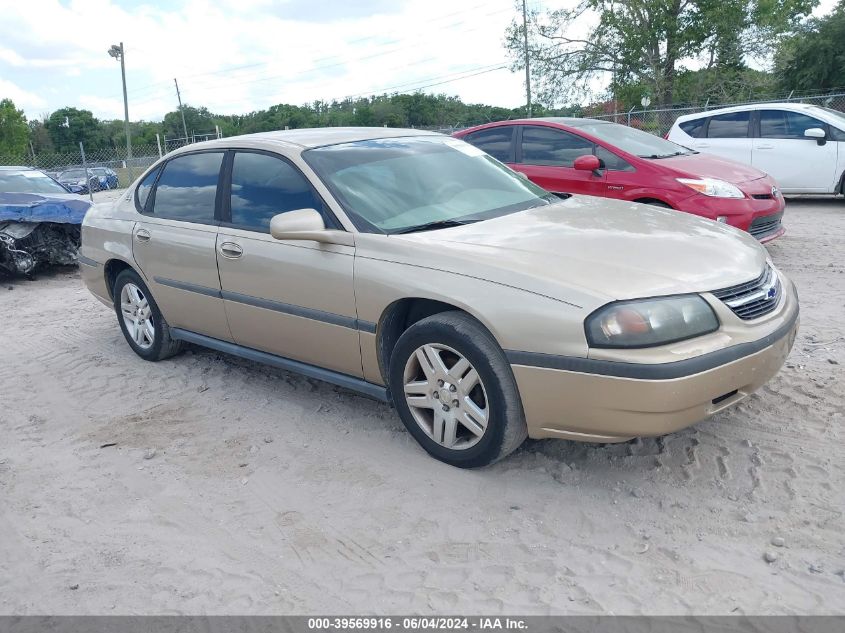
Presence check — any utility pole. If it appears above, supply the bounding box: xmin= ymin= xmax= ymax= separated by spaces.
xmin=174 ymin=78 xmax=189 ymax=141
xmin=108 ymin=42 xmax=134 ymax=181
xmin=522 ymin=0 xmax=532 ymax=118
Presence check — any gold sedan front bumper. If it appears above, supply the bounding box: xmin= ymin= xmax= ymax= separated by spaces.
xmin=510 ymin=290 xmax=799 ymax=443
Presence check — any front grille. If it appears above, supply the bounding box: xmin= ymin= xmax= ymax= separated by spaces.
xmin=751 ymin=193 xmax=774 ymax=200
xmin=712 ymin=265 xmax=781 ymax=320
xmin=748 ymin=211 xmax=783 ymax=240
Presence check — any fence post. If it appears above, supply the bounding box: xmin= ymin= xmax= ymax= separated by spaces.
xmin=29 ymin=141 xmax=37 ymax=167
xmin=627 ymin=106 xmax=636 ymax=127
xmin=156 ymin=133 xmax=163 ymax=158
xmin=79 ymin=142 xmax=93 ymax=203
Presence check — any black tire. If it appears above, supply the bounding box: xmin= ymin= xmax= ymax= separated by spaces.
xmin=388 ymin=311 xmax=527 ymax=468
xmin=112 ymin=269 xmax=182 ymax=361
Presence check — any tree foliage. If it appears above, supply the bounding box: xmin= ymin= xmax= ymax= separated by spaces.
xmin=0 ymin=99 xmax=29 ymax=156
xmin=0 ymin=92 xmax=569 ymax=159
xmin=45 ymin=107 xmax=107 ymax=153
xmin=775 ymin=1 xmax=845 ymax=92
xmin=506 ymin=0 xmax=817 ymax=107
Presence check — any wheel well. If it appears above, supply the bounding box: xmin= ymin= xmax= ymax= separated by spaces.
xmin=104 ymin=259 xmax=133 ymax=300
xmin=376 ymin=298 xmax=466 ymax=382
xmin=633 ymin=197 xmax=673 ymax=208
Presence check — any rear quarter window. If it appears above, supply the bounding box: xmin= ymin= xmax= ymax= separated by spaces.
xmin=135 ymin=165 xmax=161 ymax=212
xmin=678 ymin=118 xmax=705 ymax=138
xmin=462 ymin=128 xmax=514 ymax=163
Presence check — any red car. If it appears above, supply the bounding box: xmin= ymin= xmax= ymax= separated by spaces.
xmin=454 ymin=118 xmax=786 ymax=242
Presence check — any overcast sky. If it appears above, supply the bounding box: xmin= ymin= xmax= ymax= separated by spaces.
xmin=0 ymin=0 xmax=838 ymax=122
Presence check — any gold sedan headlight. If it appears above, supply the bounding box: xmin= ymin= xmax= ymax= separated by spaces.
xmin=586 ymin=295 xmax=719 ymax=348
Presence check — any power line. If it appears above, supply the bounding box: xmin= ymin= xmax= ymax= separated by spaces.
xmin=118 ymin=3 xmax=523 ymax=117
xmin=343 ymin=64 xmax=509 ymax=100
xmin=179 ymin=63 xmax=511 ymax=117
xmin=124 ymin=0 xmax=512 ymax=98
xmin=172 ymin=7 xmax=514 ymax=98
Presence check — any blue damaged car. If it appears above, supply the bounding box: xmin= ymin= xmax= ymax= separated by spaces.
xmin=0 ymin=166 xmax=92 ymax=276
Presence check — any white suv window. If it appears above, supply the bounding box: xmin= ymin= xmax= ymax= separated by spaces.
xmin=759 ymin=110 xmax=826 ymax=139
xmin=678 ymin=118 xmax=705 ymax=138
xmin=706 ymin=112 xmax=750 ymax=138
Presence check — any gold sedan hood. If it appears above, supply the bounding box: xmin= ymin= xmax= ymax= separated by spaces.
xmin=382 ymin=195 xmax=768 ymax=306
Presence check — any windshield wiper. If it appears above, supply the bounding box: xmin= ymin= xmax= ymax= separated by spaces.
xmin=639 ymin=151 xmax=686 ymax=159
xmin=391 ymin=218 xmax=478 ymax=235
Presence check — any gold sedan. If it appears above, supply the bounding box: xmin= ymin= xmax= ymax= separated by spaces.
xmin=79 ymin=128 xmax=799 ymax=467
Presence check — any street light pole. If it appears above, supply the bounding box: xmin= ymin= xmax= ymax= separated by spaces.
xmin=108 ymin=42 xmax=134 ymax=182
xmin=522 ymin=0 xmax=532 ymax=118
xmin=174 ymin=78 xmax=189 ymax=142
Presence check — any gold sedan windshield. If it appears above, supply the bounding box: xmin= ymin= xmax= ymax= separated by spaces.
xmin=304 ymin=136 xmax=554 ymax=234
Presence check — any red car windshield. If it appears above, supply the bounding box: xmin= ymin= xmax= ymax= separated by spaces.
xmin=575 ymin=122 xmax=695 ymax=159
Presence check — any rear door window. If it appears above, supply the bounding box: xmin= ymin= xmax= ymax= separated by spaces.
xmin=151 ymin=152 xmax=224 ymax=223
xmin=462 ymin=128 xmax=515 ymax=162
xmin=706 ymin=112 xmax=750 ymax=138
xmin=520 ymin=126 xmax=594 ymax=167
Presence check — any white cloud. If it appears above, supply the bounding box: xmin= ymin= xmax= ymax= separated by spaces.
xmin=0 ymin=78 xmax=47 ymax=110
xmin=8 ymin=0 xmax=826 ymax=121
xmin=0 ymin=0 xmax=551 ymax=120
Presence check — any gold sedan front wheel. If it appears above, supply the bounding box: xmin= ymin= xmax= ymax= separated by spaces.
xmin=389 ymin=311 xmax=527 ymax=468
xmin=402 ymin=343 xmax=489 ymax=451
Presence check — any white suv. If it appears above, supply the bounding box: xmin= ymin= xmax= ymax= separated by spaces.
xmin=668 ymin=103 xmax=845 ymax=196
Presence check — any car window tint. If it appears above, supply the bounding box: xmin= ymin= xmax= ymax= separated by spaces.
xmin=151 ymin=152 xmax=223 ymax=223
xmin=462 ymin=128 xmax=514 ymax=162
xmin=229 ymin=152 xmax=323 ymax=231
xmin=759 ymin=110 xmax=827 ymax=139
xmin=136 ymin=165 xmax=161 ymax=211
xmin=706 ymin=112 xmax=749 ymax=138
xmin=596 ymin=146 xmax=634 ymax=171
xmin=521 ymin=126 xmax=594 ymax=167
xmin=679 ymin=118 xmax=705 ymax=138
xmin=830 ymin=125 xmax=845 ymax=142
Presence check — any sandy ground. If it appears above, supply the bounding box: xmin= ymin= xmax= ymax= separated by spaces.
xmin=0 ymin=196 xmax=843 ymax=615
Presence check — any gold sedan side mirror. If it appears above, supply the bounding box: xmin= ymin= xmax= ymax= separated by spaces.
xmin=269 ymin=209 xmax=353 ymax=246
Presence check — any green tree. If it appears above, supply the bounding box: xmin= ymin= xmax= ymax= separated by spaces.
xmin=28 ymin=117 xmax=54 ymax=153
xmin=46 ymin=107 xmax=106 ymax=152
xmin=0 ymin=98 xmax=29 ymax=156
xmin=506 ymin=0 xmax=817 ymax=107
xmin=775 ymin=1 xmax=845 ymax=92
xmin=162 ymin=105 xmax=216 ymax=139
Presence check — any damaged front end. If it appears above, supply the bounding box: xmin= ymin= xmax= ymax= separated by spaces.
xmin=0 ymin=193 xmax=91 ymax=277
xmin=0 ymin=222 xmax=82 ymax=276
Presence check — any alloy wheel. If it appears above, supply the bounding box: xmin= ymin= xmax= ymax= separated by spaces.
xmin=402 ymin=343 xmax=489 ymax=450
xmin=120 ymin=283 xmax=155 ymax=350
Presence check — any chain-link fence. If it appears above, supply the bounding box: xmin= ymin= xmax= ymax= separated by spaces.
xmin=0 ymin=132 xmax=220 ymax=191
xmin=590 ymin=92 xmax=845 ymax=136
xmin=4 ymin=95 xmax=843 ymax=186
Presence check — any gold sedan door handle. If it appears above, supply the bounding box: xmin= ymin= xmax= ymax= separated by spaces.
xmin=219 ymin=242 xmax=243 ymax=259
